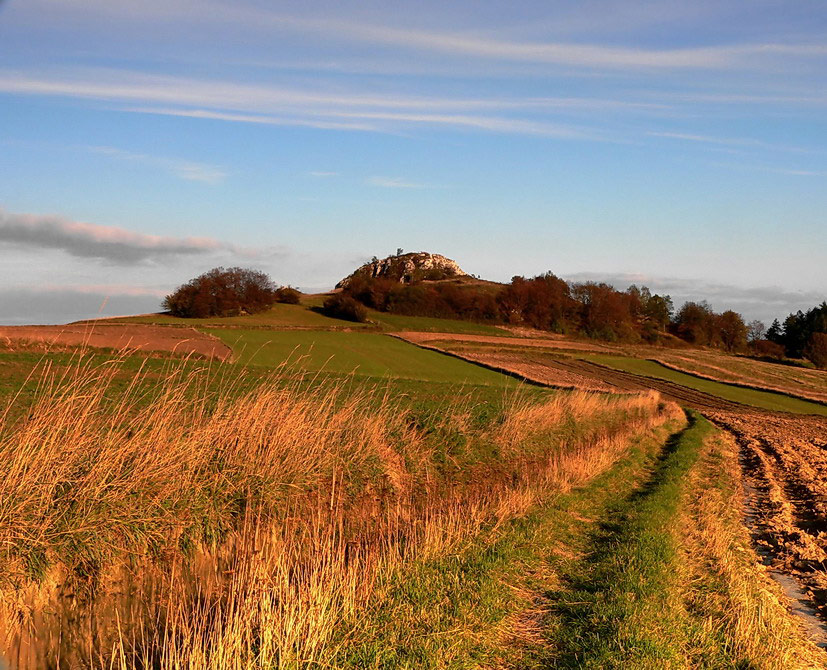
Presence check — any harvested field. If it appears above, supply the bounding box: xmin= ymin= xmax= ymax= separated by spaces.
xmin=0 ymin=324 xmax=232 ymax=361
xmin=437 ymin=350 xmax=617 ymax=392
xmin=708 ymin=411 xmax=827 ymax=623
xmin=651 ymin=351 xmax=827 ymax=405
xmin=394 ymin=331 xmax=617 ymax=353
xmin=400 ymin=337 xmax=759 ymax=412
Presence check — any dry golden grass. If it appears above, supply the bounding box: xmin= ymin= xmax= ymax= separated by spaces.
xmin=0 ymin=355 xmax=671 ymax=669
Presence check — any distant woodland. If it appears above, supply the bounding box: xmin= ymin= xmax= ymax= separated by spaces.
xmin=163 ymin=266 xmax=827 ymax=369
xmin=342 ymin=272 xmax=827 ymax=367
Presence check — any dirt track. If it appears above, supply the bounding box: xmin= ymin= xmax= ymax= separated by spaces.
xmin=419 ymin=339 xmax=827 ymax=625
xmin=0 ymin=324 xmax=233 ymax=361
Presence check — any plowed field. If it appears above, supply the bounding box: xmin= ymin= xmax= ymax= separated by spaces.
xmin=708 ymin=412 xmax=827 ymax=619
xmin=0 ymin=324 xmax=232 ymax=361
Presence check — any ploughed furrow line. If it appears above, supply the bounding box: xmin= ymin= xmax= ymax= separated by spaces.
xmin=709 ymin=411 xmax=827 ymax=619
xmin=561 ymin=359 xmax=750 ymax=413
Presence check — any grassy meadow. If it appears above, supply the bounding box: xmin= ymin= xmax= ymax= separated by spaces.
xmin=1 ymin=308 xmax=826 ymax=668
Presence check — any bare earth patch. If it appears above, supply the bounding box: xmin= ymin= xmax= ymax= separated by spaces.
xmin=0 ymin=324 xmax=232 ymax=361
xmin=708 ymin=412 xmax=827 ymax=627
xmin=394 ymin=331 xmax=617 ymax=353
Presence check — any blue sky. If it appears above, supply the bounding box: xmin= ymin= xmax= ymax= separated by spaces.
xmin=0 ymin=0 xmax=825 ymax=324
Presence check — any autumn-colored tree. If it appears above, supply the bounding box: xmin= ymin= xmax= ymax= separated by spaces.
xmin=805 ymin=332 xmax=827 ymax=369
xmin=672 ymin=301 xmax=716 ymax=345
xmin=717 ymin=310 xmax=748 ymax=352
xmin=274 ymin=286 xmax=302 ymax=304
xmin=163 ymin=267 xmax=278 ymax=318
xmin=322 ymin=293 xmax=368 ymax=322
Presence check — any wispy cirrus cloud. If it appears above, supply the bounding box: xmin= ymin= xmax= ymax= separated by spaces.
xmin=647 ymin=131 xmax=812 ymax=155
xmin=366 ymin=176 xmax=433 ymax=189
xmin=0 ymin=68 xmax=624 ymax=139
xmin=0 ymin=208 xmax=240 ymax=263
xmin=19 ymin=2 xmax=827 ymax=70
xmin=88 ymin=145 xmax=227 ymax=183
xmin=272 ymin=16 xmax=827 ymax=70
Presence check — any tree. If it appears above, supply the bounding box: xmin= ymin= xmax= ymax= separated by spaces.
xmin=322 ymin=293 xmax=368 ymax=322
xmin=805 ymin=333 xmax=827 ymax=369
xmin=672 ymin=301 xmax=715 ymax=345
xmin=274 ymin=286 xmax=301 ymax=304
xmin=766 ymin=319 xmax=783 ymax=343
xmin=747 ymin=320 xmax=766 ymax=343
xmin=163 ymin=267 xmax=278 ymax=318
xmin=717 ymin=310 xmax=748 ymax=352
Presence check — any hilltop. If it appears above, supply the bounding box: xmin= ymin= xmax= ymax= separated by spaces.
xmin=336 ymin=251 xmax=468 ymax=288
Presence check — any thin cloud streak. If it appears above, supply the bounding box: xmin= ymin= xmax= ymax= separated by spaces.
xmin=0 ymin=209 xmax=239 ymax=263
xmin=367 ymin=176 xmax=432 ymax=189
xmin=88 ymin=145 xmax=227 ymax=184
xmin=21 ymin=2 xmax=827 ymax=70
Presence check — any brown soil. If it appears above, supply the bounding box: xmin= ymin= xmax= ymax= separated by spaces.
xmin=448 ymin=351 xmax=617 ymax=392
xmin=394 ymin=331 xmax=617 ymax=354
xmin=0 ymin=324 xmax=232 ymax=361
xmin=707 ymin=411 xmax=827 ymax=621
xmin=404 ymin=337 xmax=753 ymax=413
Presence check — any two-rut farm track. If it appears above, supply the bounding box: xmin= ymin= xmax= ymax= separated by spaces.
xmin=399 ymin=333 xmax=827 ymax=636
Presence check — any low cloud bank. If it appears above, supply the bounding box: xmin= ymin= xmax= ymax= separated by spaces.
xmin=0 ymin=209 xmax=236 ymax=264
xmin=0 ymin=286 xmax=165 ymax=326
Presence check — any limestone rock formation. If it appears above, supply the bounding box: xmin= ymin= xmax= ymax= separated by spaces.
xmin=336 ymin=252 xmax=467 ymax=289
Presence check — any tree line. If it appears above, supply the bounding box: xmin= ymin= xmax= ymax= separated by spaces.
xmin=766 ymin=303 xmax=827 ymax=368
xmin=162 ymin=267 xmax=826 ymax=368
xmin=342 ymin=272 xmax=826 ymax=366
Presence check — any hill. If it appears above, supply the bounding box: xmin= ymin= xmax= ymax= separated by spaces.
xmin=336 ymin=251 xmax=467 ymax=288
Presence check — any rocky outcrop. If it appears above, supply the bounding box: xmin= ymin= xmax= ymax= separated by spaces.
xmin=336 ymin=252 xmax=467 ymax=289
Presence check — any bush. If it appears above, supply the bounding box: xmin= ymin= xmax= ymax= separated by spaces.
xmin=750 ymin=339 xmax=785 ymax=360
xmin=805 ymin=333 xmax=827 ymax=369
xmin=163 ymin=267 xmax=277 ymax=318
xmin=274 ymin=287 xmax=301 ymax=304
xmin=322 ymin=293 xmax=368 ymax=323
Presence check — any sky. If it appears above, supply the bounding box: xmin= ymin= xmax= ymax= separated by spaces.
xmin=0 ymin=0 xmax=825 ymax=325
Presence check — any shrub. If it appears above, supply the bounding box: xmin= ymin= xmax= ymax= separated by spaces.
xmin=322 ymin=293 xmax=368 ymax=322
xmin=750 ymin=339 xmax=785 ymax=360
xmin=274 ymin=287 xmax=302 ymax=304
xmin=805 ymin=333 xmax=827 ymax=369
xmin=163 ymin=267 xmax=277 ymax=318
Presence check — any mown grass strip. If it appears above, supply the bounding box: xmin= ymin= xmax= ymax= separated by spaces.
xmin=332 ymin=419 xmax=682 ymax=668
xmin=543 ymin=412 xmax=716 ymax=668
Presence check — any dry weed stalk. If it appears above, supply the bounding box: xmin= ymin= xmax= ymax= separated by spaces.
xmin=0 ymin=356 xmax=672 ymax=668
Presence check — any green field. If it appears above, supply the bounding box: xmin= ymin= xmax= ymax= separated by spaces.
xmin=103 ymin=301 xmax=367 ymax=329
xmin=206 ymin=328 xmax=517 ymax=385
xmin=370 ymin=312 xmax=509 ymax=335
xmin=105 ymin=302 xmax=509 ymax=336
xmin=587 ymin=355 xmax=827 ymax=417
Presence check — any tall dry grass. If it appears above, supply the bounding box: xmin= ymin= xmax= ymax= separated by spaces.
xmin=0 ymin=355 xmax=674 ymax=669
